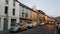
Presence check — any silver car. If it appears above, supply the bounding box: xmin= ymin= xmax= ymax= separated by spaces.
xmin=9 ymin=23 xmax=21 ymax=32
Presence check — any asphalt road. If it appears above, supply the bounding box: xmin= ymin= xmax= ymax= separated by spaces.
xmin=3 ymin=24 xmax=58 ymax=34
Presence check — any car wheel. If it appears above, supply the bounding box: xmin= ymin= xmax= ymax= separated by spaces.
xmin=26 ymin=27 xmax=28 ymax=30
xmin=32 ymin=25 xmax=34 ymax=28
xmin=56 ymin=26 xmax=58 ymax=29
xmin=17 ymin=28 xmax=21 ymax=32
xmin=28 ymin=26 xmax=31 ymax=29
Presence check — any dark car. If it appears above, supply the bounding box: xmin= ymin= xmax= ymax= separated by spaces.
xmin=56 ymin=22 xmax=60 ymax=29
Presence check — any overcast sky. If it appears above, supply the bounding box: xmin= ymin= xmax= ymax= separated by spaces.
xmin=18 ymin=0 xmax=60 ymax=17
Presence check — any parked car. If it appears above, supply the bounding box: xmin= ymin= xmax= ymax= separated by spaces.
xmin=9 ymin=23 xmax=28 ymax=32
xmin=27 ymin=22 xmax=37 ymax=29
xmin=56 ymin=22 xmax=60 ymax=29
xmin=9 ymin=23 xmax=21 ymax=32
xmin=48 ymin=21 xmax=54 ymax=25
xmin=19 ymin=23 xmax=28 ymax=30
xmin=38 ymin=22 xmax=45 ymax=26
xmin=31 ymin=22 xmax=37 ymax=28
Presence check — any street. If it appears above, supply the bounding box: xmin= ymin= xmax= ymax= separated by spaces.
xmin=2 ymin=24 xmax=59 ymax=34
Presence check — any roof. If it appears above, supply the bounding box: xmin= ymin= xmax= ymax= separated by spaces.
xmin=16 ymin=0 xmax=35 ymax=12
xmin=15 ymin=0 xmax=42 ymax=14
xmin=38 ymin=10 xmax=45 ymax=15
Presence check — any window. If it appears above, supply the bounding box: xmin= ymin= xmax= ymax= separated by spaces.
xmin=43 ymin=17 xmax=45 ymax=20
xmin=13 ymin=9 xmax=15 ymax=15
xmin=5 ymin=0 xmax=8 ymax=5
xmin=13 ymin=0 xmax=15 ymax=7
xmin=22 ymin=7 xmax=24 ymax=11
xmin=25 ymin=13 xmax=28 ymax=18
xmin=22 ymin=10 xmax=24 ymax=11
xmin=5 ymin=6 xmax=8 ymax=14
xmin=22 ymin=12 xmax=24 ymax=17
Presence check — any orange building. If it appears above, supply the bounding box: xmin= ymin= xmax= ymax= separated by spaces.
xmin=38 ymin=10 xmax=47 ymax=23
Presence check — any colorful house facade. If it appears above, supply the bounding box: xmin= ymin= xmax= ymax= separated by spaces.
xmin=18 ymin=2 xmax=33 ymax=23
xmin=29 ymin=10 xmax=38 ymax=23
xmin=38 ymin=10 xmax=47 ymax=23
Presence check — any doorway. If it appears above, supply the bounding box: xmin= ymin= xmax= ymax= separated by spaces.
xmin=3 ymin=18 xmax=8 ymax=30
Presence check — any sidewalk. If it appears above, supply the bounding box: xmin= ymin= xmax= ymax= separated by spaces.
xmin=0 ymin=30 xmax=9 ymax=34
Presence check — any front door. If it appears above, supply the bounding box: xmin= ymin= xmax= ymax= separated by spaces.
xmin=3 ymin=18 xmax=8 ymax=30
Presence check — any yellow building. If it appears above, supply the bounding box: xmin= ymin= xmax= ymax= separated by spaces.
xmin=28 ymin=7 xmax=48 ymax=23
xmin=28 ymin=9 xmax=38 ymax=24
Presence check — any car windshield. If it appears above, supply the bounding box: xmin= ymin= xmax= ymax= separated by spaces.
xmin=28 ymin=22 xmax=32 ymax=24
xmin=11 ymin=24 xmax=18 ymax=27
xmin=11 ymin=23 xmax=21 ymax=26
xmin=57 ymin=22 xmax=60 ymax=24
xmin=17 ymin=23 xmax=24 ymax=26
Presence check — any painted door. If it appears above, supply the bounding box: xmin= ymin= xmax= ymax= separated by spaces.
xmin=3 ymin=18 xmax=8 ymax=30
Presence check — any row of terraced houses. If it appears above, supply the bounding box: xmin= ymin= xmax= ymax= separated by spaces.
xmin=0 ymin=0 xmax=52 ymax=31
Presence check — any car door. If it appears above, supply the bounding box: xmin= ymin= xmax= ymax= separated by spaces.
xmin=20 ymin=23 xmax=26 ymax=30
xmin=23 ymin=23 xmax=27 ymax=29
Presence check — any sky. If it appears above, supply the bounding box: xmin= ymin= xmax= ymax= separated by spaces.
xmin=18 ymin=0 xmax=60 ymax=17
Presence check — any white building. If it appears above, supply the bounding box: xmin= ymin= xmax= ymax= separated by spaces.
xmin=0 ymin=0 xmax=19 ymax=31
xmin=19 ymin=2 xmax=31 ymax=23
xmin=0 ymin=0 xmax=34 ymax=31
